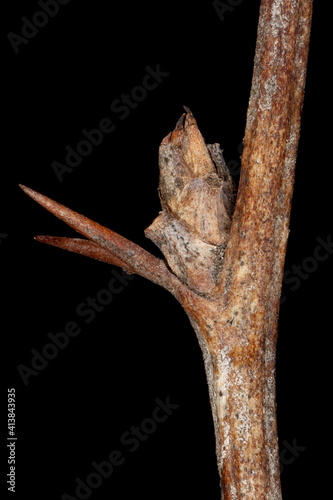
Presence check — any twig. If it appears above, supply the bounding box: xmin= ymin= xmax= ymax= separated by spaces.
xmin=20 ymin=0 xmax=313 ymax=497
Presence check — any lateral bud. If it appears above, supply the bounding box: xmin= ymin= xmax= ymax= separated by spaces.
xmin=145 ymin=108 xmax=235 ymax=295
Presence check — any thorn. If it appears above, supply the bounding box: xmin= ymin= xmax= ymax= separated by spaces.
xmin=34 ymin=236 xmax=135 ymax=271
xmin=20 ymin=184 xmax=177 ymax=290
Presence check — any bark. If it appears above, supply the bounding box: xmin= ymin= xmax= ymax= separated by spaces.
xmin=20 ymin=0 xmax=313 ymax=498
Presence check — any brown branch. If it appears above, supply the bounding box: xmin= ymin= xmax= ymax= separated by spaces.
xmin=221 ymin=0 xmax=314 ymax=305
xmin=19 ymin=184 xmax=182 ymax=293
xmin=190 ymin=1 xmax=314 ymax=498
xmin=20 ymin=1 xmax=313 ymax=498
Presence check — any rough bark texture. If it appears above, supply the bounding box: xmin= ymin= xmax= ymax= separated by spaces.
xmin=145 ymin=108 xmax=235 ymax=296
xmin=20 ymin=0 xmax=313 ymax=498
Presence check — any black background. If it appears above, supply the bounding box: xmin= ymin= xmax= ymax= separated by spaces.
xmin=2 ymin=1 xmax=332 ymax=499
